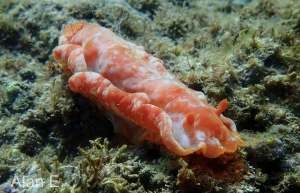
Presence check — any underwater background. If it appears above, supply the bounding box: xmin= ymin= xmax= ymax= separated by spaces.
xmin=0 ymin=0 xmax=299 ymax=192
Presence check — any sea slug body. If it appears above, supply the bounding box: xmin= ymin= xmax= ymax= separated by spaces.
xmin=53 ymin=21 xmax=245 ymax=158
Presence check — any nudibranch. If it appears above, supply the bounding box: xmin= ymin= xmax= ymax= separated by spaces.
xmin=53 ymin=21 xmax=245 ymax=158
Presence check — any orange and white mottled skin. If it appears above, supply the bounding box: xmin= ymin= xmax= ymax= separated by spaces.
xmin=53 ymin=21 xmax=245 ymax=158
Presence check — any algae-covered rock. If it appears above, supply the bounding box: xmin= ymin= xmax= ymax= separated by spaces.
xmin=247 ymin=138 xmax=285 ymax=163
xmin=18 ymin=68 xmax=37 ymax=82
xmin=139 ymin=166 xmax=166 ymax=191
xmin=5 ymin=82 xmax=29 ymax=104
xmin=4 ymin=81 xmax=34 ymax=113
xmin=0 ymin=0 xmax=299 ymax=192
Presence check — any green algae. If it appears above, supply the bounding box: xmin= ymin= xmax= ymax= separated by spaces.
xmin=0 ymin=0 xmax=299 ymax=192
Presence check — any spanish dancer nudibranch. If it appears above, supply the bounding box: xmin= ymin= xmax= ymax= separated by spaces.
xmin=53 ymin=21 xmax=245 ymax=158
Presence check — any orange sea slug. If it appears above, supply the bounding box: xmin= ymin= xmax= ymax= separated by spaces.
xmin=53 ymin=21 xmax=245 ymax=158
